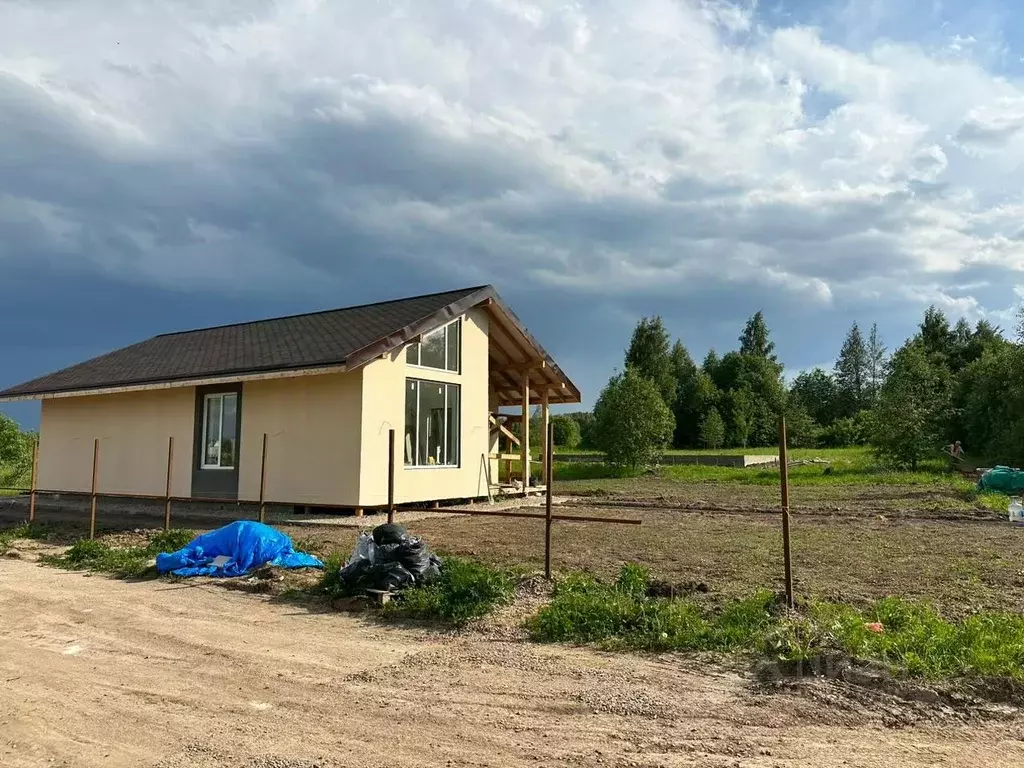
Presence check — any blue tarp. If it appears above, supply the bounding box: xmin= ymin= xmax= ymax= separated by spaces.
xmin=155 ymin=521 xmax=324 ymax=577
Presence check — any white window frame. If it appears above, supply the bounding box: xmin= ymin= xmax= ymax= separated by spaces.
xmin=201 ymin=392 xmax=237 ymax=470
xmin=404 ymin=379 xmax=460 ymax=468
xmin=406 ymin=318 xmax=461 ymax=373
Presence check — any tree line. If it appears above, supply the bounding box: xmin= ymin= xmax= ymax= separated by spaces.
xmin=556 ymin=305 xmax=1024 ymax=470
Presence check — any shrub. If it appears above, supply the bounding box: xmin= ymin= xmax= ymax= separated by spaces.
xmin=593 ymin=368 xmax=675 ymax=470
xmin=551 ymin=415 xmax=582 ymax=449
xmin=147 ymin=528 xmax=196 ymax=555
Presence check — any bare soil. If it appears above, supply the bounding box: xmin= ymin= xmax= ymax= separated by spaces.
xmin=4 ymin=555 xmax=1024 ymax=768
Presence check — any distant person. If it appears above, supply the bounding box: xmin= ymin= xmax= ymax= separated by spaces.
xmin=944 ymin=440 xmax=965 ymax=469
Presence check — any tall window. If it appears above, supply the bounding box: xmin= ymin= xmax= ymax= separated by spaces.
xmin=404 ymin=379 xmax=460 ymax=467
xmin=202 ymin=392 xmax=238 ymax=469
xmin=406 ymin=319 xmax=460 ymax=372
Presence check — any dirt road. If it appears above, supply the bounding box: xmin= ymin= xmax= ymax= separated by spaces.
xmin=2 ymin=558 xmax=1024 ymax=768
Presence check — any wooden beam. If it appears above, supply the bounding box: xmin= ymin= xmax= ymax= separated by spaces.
xmin=541 ymin=387 xmax=550 ymax=490
xmin=488 ymin=415 xmax=520 ymax=446
xmin=493 ymin=360 xmax=546 ymax=374
xmin=521 ymin=373 xmax=530 ymax=496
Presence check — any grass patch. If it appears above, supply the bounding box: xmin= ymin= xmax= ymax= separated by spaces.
xmin=770 ymin=598 xmax=1024 ymax=681
xmin=0 ymin=522 xmax=50 ymax=554
xmin=314 ymin=553 xmax=514 ymax=626
xmin=528 ymin=565 xmax=775 ymax=652
xmin=41 ymin=529 xmax=196 ymax=579
xmin=552 ymin=448 xmax=979 ymax=492
xmin=384 ymin=557 xmax=514 ymax=626
xmin=529 ymin=565 xmax=1024 ymax=682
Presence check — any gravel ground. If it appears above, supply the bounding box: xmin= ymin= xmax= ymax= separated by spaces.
xmin=3 ymin=548 xmax=1024 ymax=767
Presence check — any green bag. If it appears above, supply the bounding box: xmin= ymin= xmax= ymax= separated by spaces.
xmin=977 ymin=466 xmax=1024 ymax=495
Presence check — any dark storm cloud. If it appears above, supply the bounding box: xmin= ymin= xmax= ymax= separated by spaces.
xmin=2 ymin=0 xmax=1024 ymax=426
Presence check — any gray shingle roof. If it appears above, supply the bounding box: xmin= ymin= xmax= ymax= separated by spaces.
xmin=0 ymin=286 xmax=490 ymax=398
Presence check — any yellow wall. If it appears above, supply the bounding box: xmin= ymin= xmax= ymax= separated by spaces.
xmin=358 ymin=308 xmax=491 ymax=506
xmin=238 ymin=372 xmax=363 ymax=506
xmin=35 ymin=309 xmax=490 ymax=507
xmin=38 ymin=388 xmax=195 ymax=497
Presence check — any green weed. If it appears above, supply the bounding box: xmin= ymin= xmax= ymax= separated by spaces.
xmin=41 ymin=529 xmax=196 ymax=580
xmin=528 ymin=565 xmax=775 ymax=652
xmin=384 ymin=557 xmax=514 ymax=626
xmin=0 ymin=521 xmax=50 ymax=554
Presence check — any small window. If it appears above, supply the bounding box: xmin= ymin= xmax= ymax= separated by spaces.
xmin=406 ymin=319 xmax=460 ymax=373
xmin=201 ymin=392 xmax=238 ymax=469
xmin=404 ymin=379 xmax=460 ymax=467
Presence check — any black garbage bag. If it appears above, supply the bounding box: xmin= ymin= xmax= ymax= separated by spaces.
xmin=338 ymin=524 xmax=443 ymax=592
xmin=337 ymin=557 xmax=372 ymax=586
xmin=365 ymin=561 xmax=416 ymax=591
xmin=419 ymin=553 xmax=443 ymax=584
xmin=372 ymin=524 xmax=408 ymax=546
xmin=375 ymin=537 xmax=436 ymax=583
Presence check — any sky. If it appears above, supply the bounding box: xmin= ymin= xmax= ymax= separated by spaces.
xmin=3 ymin=0 xmax=1024 ymax=428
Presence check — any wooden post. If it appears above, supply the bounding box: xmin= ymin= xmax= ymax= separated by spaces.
xmin=521 ymin=374 xmax=530 ymax=495
xmin=163 ymin=436 xmax=174 ymax=531
xmin=258 ymin=432 xmax=268 ymax=523
xmin=28 ymin=441 xmax=38 ymax=523
xmin=387 ymin=429 xmax=396 ymax=525
xmin=545 ymin=420 xmax=554 ymax=580
xmin=540 ymin=387 xmax=550 ymax=493
xmin=779 ymin=416 xmax=794 ymax=610
xmin=89 ymin=438 xmax=99 ymax=540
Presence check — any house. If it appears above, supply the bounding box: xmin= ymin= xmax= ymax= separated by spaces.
xmin=0 ymin=286 xmax=580 ymax=510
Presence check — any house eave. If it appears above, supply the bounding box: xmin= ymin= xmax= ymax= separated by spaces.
xmin=0 ymin=362 xmax=350 ymax=403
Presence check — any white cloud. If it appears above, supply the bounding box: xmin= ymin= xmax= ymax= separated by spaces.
xmin=0 ymin=0 xmax=1022 ymax=326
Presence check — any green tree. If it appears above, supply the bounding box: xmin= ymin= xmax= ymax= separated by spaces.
xmin=959 ymin=344 xmax=1024 ymax=464
xmin=564 ymin=411 xmax=597 ymax=449
xmin=871 ymin=343 xmax=951 ymax=469
xmin=698 ymin=408 xmax=726 ymax=449
xmin=819 ymin=412 xmax=871 ymax=448
xmin=865 ymin=322 xmax=887 ymax=403
xmin=783 ymin=403 xmax=820 ymax=448
xmin=625 ymin=316 xmax=676 ymax=407
xmin=0 ymin=414 xmax=34 ymax=488
xmin=669 ymin=340 xmax=699 ymax=448
xmin=835 ymin=322 xmax=869 ymax=417
xmin=719 ymin=389 xmax=751 ymax=447
xmin=790 ymin=368 xmax=839 ymax=426
xmin=550 ymin=414 xmax=582 ymax=449
xmin=918 ymin=305 xmax=952 ymax=366
xmin=593 ymin=367 xmax=675 ymax=470
xmin=702 ymin=349 xmax=720 ymax=378
xmin=739 ymin=310 xmax=778 ymax=363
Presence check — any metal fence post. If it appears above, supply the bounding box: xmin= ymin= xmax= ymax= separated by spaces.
xmin=164 ymin=436 xmax=174 ymax=531
xmin=258 ymin=433 xmax=268 ymax=523
xmin=89 ymin=438 xmax=100 ymax=540
xmin=545 ymin=420 xmax=554 ymax=579
xmin=779 ymin=416 xmax=794 ymax=610
xmin=28 ymin=441 xmax=38 ymax=523
xmin=388 ymin=429 xmax=396 ymax=525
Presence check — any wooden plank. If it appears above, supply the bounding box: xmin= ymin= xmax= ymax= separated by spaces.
xmin=488 ymin=415 xmax=520 ymax=446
